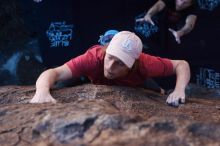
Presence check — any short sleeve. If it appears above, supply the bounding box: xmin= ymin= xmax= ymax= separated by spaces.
xmin=65 ymin=45 xmax=103 ymax=78
xmin=139 ymin=53 xmax=174 ymax=78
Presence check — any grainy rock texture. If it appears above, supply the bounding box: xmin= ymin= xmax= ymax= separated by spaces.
xmin=0 ymin=84 xmax=220 ymax=146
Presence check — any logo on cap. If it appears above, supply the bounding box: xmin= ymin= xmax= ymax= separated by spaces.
xmin=122 ymin=39 xmax=133 ymax=52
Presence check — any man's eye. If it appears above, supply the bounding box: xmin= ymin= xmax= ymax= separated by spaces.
xmin=118 ymin=61 xmax=124 ymax=66
xmin=108 ymin=56 xmax=113 ymax=60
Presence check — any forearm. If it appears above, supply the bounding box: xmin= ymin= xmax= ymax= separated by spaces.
xmin=177 ymin=15 xmax=197 ymax=37
xmin=35 ymin=69 xmax=58 ymax=94
xmin=174 ymin=61 xmax=191 ymax=92
xmin=177 ymin=24 xmax=193 ymax=38
xmin=147 ymin=0 xmax=165 ymax=17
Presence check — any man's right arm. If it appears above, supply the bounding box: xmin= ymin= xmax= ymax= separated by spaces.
xmin=30 ymin=64 xmax=73 ymax=103
xmin=136 ymin=0 xmax=166 ymax=24
xmin=147 ymin=0 xmax=166 ymax=18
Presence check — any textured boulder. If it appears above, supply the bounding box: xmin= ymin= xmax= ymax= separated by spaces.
xmin=0 ymin=84 xmax=220 ymax=146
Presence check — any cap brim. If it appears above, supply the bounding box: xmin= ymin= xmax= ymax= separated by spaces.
xmin=106 ymin=46 xmax=135 ymax=68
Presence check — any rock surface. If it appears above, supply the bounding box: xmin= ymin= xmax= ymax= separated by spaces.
xmin=0 ymin=84 xmax=220 ymax=146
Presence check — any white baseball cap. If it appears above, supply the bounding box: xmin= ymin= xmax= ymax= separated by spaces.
xmin=106 ymin=31 xmax=143 ymax=68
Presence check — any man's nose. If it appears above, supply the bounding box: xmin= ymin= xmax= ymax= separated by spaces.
xmin=107 ymin=60 xmax=114 ymax=70
xmin=179 ymin=0 xmax=184 ymax=3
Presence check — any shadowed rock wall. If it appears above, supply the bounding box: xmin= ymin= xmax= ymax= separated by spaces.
xmin=0 ymin=84 xmax=220 ymax=146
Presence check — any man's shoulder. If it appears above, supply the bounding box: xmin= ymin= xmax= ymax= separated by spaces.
xmin=87 ymin=45 xmax=103 ymax=51
xmin=139 ymin=53 xmax=152 ymax=59
xmin=87 ymin=45 xmax=105 ymax=56
xmin=138 ymin=53 xmax=169 ymax=65
xmin=86 ymin=45 xmax=105 ymax=59
xmin=138 ymin=53 xmax=154 ymax=68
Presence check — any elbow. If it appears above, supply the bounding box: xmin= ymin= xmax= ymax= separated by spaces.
xmin=186 ymin=16 xmax=197 ymax=29
xmin=180 ymin=60 xmax=191 ymax=77
xmin=181 ymin=60 xmax=189 ymax=67
xmin=43 ymin=68 xmax=58 ymax=78
xmin=157 ymin=0 xmax=166 ymax=11
xmin=179 ymin=60 xmax=190 ymax=70
xmin=174 ymin=60 xmax=190 ymax=74
xmin=189 ymin=22 xmax=195 ymax=31
xmin=172 ymin=59 xmax=191 ymax=83
xmin=37 ymin=68 xmax=59 ymax=82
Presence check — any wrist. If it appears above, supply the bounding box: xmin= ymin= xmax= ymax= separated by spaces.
xmin=176 ymin=30 xmax=184 ymax=37
xmin=35 ymin=86 xmax=50 ymax=95
xmin=174 ymin=86 xmax=186 ymax=93
xmin=146 ymin=12 xmax=152 ymax=17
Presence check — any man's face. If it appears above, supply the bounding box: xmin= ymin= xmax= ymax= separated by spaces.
xmin=176 ymin=0 xmax=192 ymax=11
xmin=104 ymin=53 xmax=130 ymax=79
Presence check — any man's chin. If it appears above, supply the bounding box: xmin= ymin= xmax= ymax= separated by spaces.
xmin=105 ymin=76 xmax=114 ymax=80
xmin=104 ymin=74 xmax=115 ymax=80
xmin=176 ymin=5 xmax=185 ymax=11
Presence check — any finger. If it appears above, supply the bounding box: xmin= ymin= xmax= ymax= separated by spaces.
xmin=167 ymin=101 xmax=179 ymax=107
xmin=149 ymin=19 xmax=155 ymax=26
xmin=172 ymin=100 xmax=179 ymax=107
xmin=176 ymin=38 xmax=181 ymax=44
xmin=168 ymin=96 xmax=179 ymax=107
xmin=136 ymin=18 xmax=144 ymax=22
xmin=180 ymin=97 xmax=185 ymax=103
xmin=166 ymin=96 xmax=171 ymax=104
xmin=168 ymin=28 xmax=174 ymax=33
xmin=167 ymin=95 xmax=179 ymax=107
xmin=30 ymin=97 xmax=37 ymax=103
xmin=166 ymin=97 xmax=174 ymax=105
xmin=166 ymin=94 xmax=173 ymax=103
xmin=51 ymin=98 xmax=57 ymax=104
xmin=29 ymin=99 xmax=34 ymax=103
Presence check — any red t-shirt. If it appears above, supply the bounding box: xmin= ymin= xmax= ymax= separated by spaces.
xmin=66 ymin=45 xmax=173 ymax=87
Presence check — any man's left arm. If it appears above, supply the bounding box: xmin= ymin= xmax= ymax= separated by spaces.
xmin=166 ymin=60 xmax=191 ymax=107
xmin=169 ymin=15 xmax=197 ymax=44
